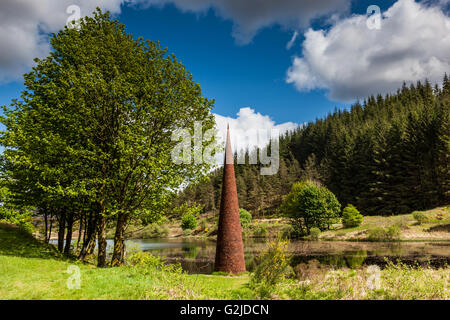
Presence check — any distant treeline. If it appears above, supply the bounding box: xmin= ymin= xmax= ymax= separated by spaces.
xmin=176 ymin=75 xmax=450 ymax=216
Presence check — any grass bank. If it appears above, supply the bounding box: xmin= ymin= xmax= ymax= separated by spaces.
xmin=1 ymin=223 xmax=448 ymax=299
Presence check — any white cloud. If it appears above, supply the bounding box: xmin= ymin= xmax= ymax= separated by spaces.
xmin=131 ymin=0 xmax=351 ymax=44
xmin=286 ymin=0 xmax=450 ymax=101
xmin=0 ymin=0 xmax=128 ymax=83
xmin=213 ymin=107 xmax=298 ymax=164
xmin=0 ymin=0 xmax=350 ymax=83
xmin=286 ymin=31 xmax=299 ymax=50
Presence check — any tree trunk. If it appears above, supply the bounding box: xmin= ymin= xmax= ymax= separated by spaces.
xmin=111 ymin=212 xmax=128 ymax=266
xmin=97 ymin=214 xmax=107 ymax=267
xmin=76 ymin=214 xmax=83 ymax=254
xmin=47 ymin=218 xmax=53 ymax=243
xmin=44 ymin=211 xmax=48 ymax=243
xmin=78 ymin=212 xmax=95 ymax=261
xmin=64 ymin=214 xmax=74 ymax=255
xmin=57 ymin=213 xmax=66 ymax=253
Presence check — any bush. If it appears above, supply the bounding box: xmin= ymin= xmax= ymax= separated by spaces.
xmin=280 ymin=180 xmax=341 ymax=236
xmin=308 ymin=227 xmax=321 ymax=241
xmin=239 ymin=208 xmax=252 ymax=229
xmin=412 ymin=211 xmax=428 ymax=225
xmin=253 ymin=224 xmax=268 ymax=237
xmin=281 ymin=224 xmax=295 ymax=239
xmin=127 ymin=251 xmax=183 ymax=274
xmin=249 ymin=237 xmax=291 ymax=298
xmin=199 ymin=219 xmax=207 ymax=230
xmin=181 ymin=214 xmax=197 ymax=231
xmin=342 ymin=204 xmax=363 ymax=228
xmin=367 ymin=225 xmax=400 ymax=241
xmin=182 ymin=228 xmax=193 ymax=236
xmin=142 ymin=223 xmax=169 ymax=238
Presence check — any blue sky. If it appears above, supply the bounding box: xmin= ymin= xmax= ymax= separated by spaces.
xmin=0 ymin=0 xmax=449 ymax=132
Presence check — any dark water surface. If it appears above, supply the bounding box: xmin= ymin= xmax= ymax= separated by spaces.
xmin=123 ymin=238 xmax=450 ymax=274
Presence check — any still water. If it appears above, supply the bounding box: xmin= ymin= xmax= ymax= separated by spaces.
xmin=122 ymin=238 xmax=450 ymax=274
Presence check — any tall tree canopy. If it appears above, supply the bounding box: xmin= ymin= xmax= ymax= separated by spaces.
xmin=0 ymin=9 xmax=216 ymax=266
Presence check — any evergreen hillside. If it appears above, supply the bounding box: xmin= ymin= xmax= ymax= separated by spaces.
xmin=175 ymin=76 xmax=450 ymax=217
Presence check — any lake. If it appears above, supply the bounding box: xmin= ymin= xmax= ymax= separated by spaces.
xmin=121 ymin=238 xmax=450 ymax=274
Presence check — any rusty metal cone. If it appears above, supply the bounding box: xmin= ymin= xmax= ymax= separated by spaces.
xmin=214 ymin=124 xmax=246 ymax=273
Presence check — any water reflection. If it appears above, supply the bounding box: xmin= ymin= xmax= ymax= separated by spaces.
xmin=125 ymin=238 xmax=450 ymax=274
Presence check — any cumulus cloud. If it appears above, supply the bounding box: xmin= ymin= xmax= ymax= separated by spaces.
xmin=137 ymin=0 xmax=351 ymax=44
xmin=0 ymin=0 xmax=350 ymax=83
xmin=213 ymin=107 xmax=298 ymax=164
xmin=0 ymin=0 xmax=128 ymax=83
xmin=286 ymin=0 xmax=450 ymax=101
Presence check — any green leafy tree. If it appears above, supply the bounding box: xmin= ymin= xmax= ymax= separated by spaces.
xmin=280 ymin=180 xmax=341 ymax=236
xmin=239 ymin=208 xmax=252 ymax=229
xmin=342 ymin=204 xmax=363 ymax=228
xmin=0 ymin=9 xmax=216 ymax=267
xmin=181 ymin=214 xmax=197 ymax=231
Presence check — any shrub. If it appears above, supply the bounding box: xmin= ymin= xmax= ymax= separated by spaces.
xmin=412 ymin=211 xmax=428 ymax=225
xmin=142 ymin=223 xmax=169 ymax=238
xmin=127 ymin=251 xmax=183 ymax=274
xmin=367 ymin=225 xmax=400 ymax=241
xmin=175 ymin=202 xmax=202 ymax=231
xmin=199 ymin=219 xmax=207 ymax=230
xmin=308 ymin=227 xmax=321 ymax=241
xmin=342 ymin=204 xmax=363 ymax=228
xmin=181 ymin=214 xmax=197 ymax=231
xmin=253 ymin=224 xmax=268 ymax=237
xmin=281 ymin=224 xmax=295 ymax=239
xmin=182 ymin=228 xmax=193 ymax=236
xmin=249 ymin=237 xmax=291 ymax=298
xmin=280 ymin=180 xmax=341 ymax=236
xmin=239 ymin=208 xmax=252 ymax=229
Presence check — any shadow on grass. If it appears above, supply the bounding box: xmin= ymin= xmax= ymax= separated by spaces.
xmin=427 ymin=223 xmax=450 ymax=233
xmin=0 ymin=223 xmax=61 ymax=259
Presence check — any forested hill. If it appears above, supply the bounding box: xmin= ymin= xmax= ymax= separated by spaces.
xmin=175 ymin=76 xmax=450 ymax=217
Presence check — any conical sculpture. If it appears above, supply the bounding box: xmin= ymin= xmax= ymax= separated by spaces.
xmin=214 ymin=125 xmax=246 ymax=273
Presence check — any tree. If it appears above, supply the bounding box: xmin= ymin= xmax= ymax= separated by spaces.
xmin=239 ymin=208 xmax=252 ymax=229
xmin=0 ymin=9 xmax=216 ymax=267
xmin=280 ymin=180 xmax=341 ymax=236
xmin=342 ymin=204 xmax=363 ymax=228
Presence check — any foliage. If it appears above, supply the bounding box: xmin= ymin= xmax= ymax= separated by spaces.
xmin=412 ymin=211 xmax=428 ymax=225
xmin=142 ymin=223 xmax=170 ymax=238
xmin=199 ymin=218 xmax=207 ymax=230
xmin=0 ymin=186 xmax=34 ymax=233
xmin=181 ymin=214 xmax=197 ymax=231
xmin=342 ymin=204 xmax=363 ymax=228
xmin=280 ymin=180 xmax=341 ymax=236
xmin=249 ymin=237 xmax=291 ymax=298
xmin=308 ymin=227 xmax=321 ymax=241
xmin=173 ymin=202 xmax=204 ymax=217
xmin=252 ymin=224 xmax=268 ymax=237
xmin=239 ymin=208 xmax=252 ymax=229
xmin=176 ymin=76 xmax=450 ymax=218
xmin=1 ymin=224 xmax=449 ymax=300
xmin=0 ymin=9 xmax=215 ymax=265
xmin=367 ymin=225 xmax=401 ymax=241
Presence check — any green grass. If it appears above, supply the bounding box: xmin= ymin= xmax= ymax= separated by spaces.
xmin=320 ymin=206 xmax=450 ymax=241
xmin=1 ymin=222 xmax=448 ymax=300
xmin=0 ymin=223 xmax=248 ymax=299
